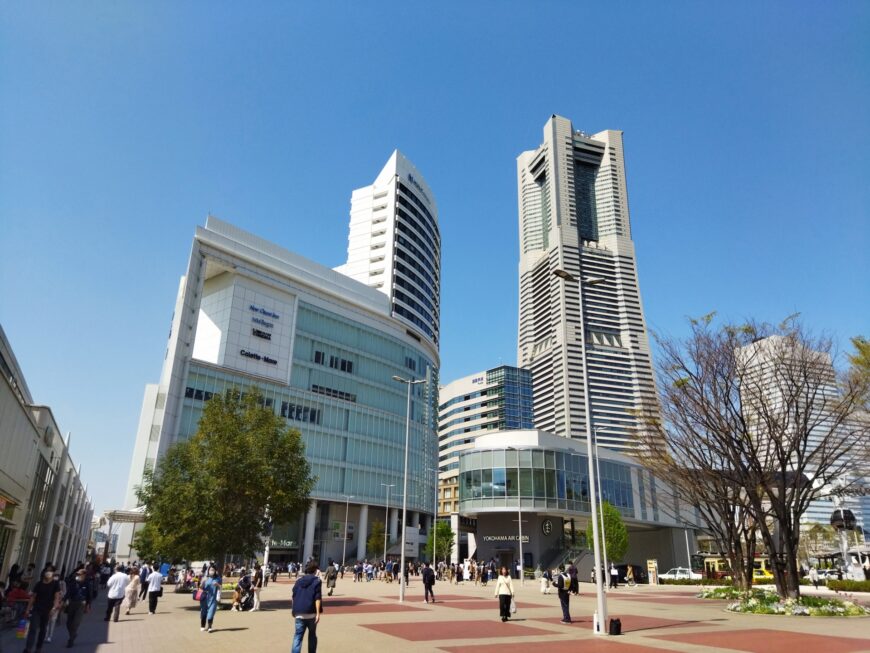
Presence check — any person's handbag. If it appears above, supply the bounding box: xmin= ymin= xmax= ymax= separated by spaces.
xmin=510 ymin=597 xmax=517 ymax=614
xmin=193 ymin=589 xmax=203 ymax=601
xmin=158 ymin=586 xmax=164 ymax=598
xmin=15 ymin=618 xmax=29 ymax=639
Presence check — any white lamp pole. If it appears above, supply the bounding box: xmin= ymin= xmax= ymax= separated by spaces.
xmin=381 ymin=483 xmax=395 ymax=573
xmin=393 ymin=375 xmax=426 ymax=603
xmin=341 ymin=494 xmax=354 ymax=572
xmin=426 ymin=466 xmax=438 ymax=567
xmin=506 ymin=446 xmax=526 ymax=585
xmin=593 ymin=427 xmax=610 ymax=583
xmin=554 ymin=268 xmax=607 ymax=634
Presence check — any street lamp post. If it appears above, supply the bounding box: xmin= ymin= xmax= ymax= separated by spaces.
xmin=392 ymin=375 xmax=426 ymax=603
xmin=506 ymin=446 xmax=526 ymax=585
xmin=593 ymin=427 xmax=612 ymax=584
xmin=426 ymin=467 xmax=438 ymax=568
xmin=381 ymin=483 xmax=395 ymax=571
xmin=341 ymin=494 xmax=354 ymax=572
xmin=553 ymin=268 xmax=607 ymax=634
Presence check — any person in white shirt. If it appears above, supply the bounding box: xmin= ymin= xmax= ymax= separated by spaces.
xmin=146 ymin=565 xmax=164 ymax=615
xmin=105 ymin=566 xmax=131 ymax=622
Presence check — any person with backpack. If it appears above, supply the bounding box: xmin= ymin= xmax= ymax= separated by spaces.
xmin=252 ymin=563 xmax=264 ymax=610
xmin=422 ymin=562 xmax=436 ymax=603
xmin=324 ymin=560 xmax=338 ymax=597
xmin=291 ymin=561 xmax=322 ymax=653
xmin=554 ymin=564 xmax=572 ymax=623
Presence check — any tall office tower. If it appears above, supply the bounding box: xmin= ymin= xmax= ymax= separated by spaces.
xmin=336 ymin=150 xmax=440 ymax=349
xmin=516 ymin=115 xmax=657 ymax=451
xmin=737 ymin=335 xmax=866 ymax=531
xmin=436 ymin=365 xmax=534 ymax=515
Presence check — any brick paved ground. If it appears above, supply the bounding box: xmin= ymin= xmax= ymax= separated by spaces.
xmin=2 ymin=578 xmax=868 ymax=653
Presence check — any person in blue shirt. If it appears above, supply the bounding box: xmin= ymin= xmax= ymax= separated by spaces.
xmin=199 ymin=565 xmax=221 ymax=632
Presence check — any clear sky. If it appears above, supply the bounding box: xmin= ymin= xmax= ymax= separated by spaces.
xmin=1 ymin=2 xmax=867 ymax=515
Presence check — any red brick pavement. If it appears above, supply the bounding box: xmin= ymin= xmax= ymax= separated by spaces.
xmin=649 ymin=628 xmax=870 ymax=653
xmin=440 ymin=640 xmax=674 ymax=653
xmin=362 ymin=618 xmax=553 ymax=641
xmin=532 ymin=614 xmax=718 ymax=632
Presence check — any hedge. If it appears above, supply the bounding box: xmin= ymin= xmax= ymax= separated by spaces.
xmin=827 ymin=580 xmax=870 ymax=593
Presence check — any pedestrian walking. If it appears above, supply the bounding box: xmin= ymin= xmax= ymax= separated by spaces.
xmin=105 ymin=565 xmax=130 ymax=622
xmin=291 ymin=561 xmax=322 ymax=653
xmin=123 ymin=567 xmax=140 ymax=614
xmin=554 ymin=564 xmax=572 ymax=623
xmin=422 ymin=562 xmax=436 ymax=603
xmin=23 ymin=565 xmax=62 ymax=653
xmin=625 ymin=565 xmax=635 ymax=586
xmin=324 ymin=560 xmax=338 ymax=597
xmin=145 ymin=565 xmax=164 ymax=615
xmin=138 ymin=563 xmax=150 ymax=601
xmin=809 ymin=567 xmax=819 ymax=589
xmin=568 ymin=562 xmax=579 ymax=595
xmin=540 ymin=568 xmax=551 ymax=594
xmin=199 ymin=565 xmax=221 ymax=632
xmin=493 ymin=566 xmax=515 ymax=622
xmin=44 ymin=569 xmax=66 ymax=643
xmin=64 ymin=567 xmax=94 ymax=648
xmin=609 ymin=563 xmax=619 ymax=589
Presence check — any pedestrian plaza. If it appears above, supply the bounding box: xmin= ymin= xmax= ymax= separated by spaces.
xmin=3 ymin=576 xmax=868 ymax=653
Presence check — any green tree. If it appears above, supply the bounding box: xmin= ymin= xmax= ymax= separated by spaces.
xmin=586 ymin=501 xmax=628 ymax=562
xmin=424 ymin=520 xmax=455 ymax=563
xmin=136 ymin=388 xmax=315 ymax=566
xmin=130 ymin=521 xmax=168 ymax=562
xmin=367 ymin=520 xmax=386 ymax=559
xmin=848 ymin=336 xmax=870 ymax=408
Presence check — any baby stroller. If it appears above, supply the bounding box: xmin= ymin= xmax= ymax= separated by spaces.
xmin=233 ymin=571 xmax=255 ymax=611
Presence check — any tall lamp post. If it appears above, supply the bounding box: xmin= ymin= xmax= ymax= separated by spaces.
xmin=392 ymin=375 xmax=427 ymax=603
xmin=341 ymin=494 xmax=355 ymax=572
xmin=505 ymin=446 xmax=527 ymax=585
xmin=593 ymin=426 xmax=613 ymax=582
xmin=381 ymin=483 xmax=395 ymax=569
xmin=554 ymin=268 xmax=607 ymax=634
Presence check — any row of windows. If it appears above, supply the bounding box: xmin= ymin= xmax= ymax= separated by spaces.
xmin=394 ymin=235 xmax=438 ymax=290
xmin=394 ymin=212 xmax=438 ymax=268
xmin=314 ymin=350 xmax=355 ymax=374
xmin=395 ymin=232 xmax=438 ymax=280
xmin=280 ymin=401 xmax=322 ymax=424
xmin=397 ymin=184 xmax=439 ymax=247
xmin=394 ymin=303 xmax=436 ymax=342
xmin=311 ymin=384 xmax=357 ymax=403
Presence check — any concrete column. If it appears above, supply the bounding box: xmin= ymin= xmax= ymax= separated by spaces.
xmin=302 ymin=501 xmax=317 ymax=562
xmin=389 ymin=507 xmax=398 ymax=544
xmin=51 ymin=466 xmax=74 ymax=566
xmin=356 ymin=505 xmax=369 ymax=561
xmin=450 ymin=513 xmax=460 ymax=564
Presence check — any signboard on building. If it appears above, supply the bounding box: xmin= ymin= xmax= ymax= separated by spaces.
xmin=647 ymin=559 xmax=659 ymax=585
xmin=331 ymin=521 xmax=355 ymax=541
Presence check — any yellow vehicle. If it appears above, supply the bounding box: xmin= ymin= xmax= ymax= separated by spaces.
xmin=752 ymin=558 xmax=774 ymax=579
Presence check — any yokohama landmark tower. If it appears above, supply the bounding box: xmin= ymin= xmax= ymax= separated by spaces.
xmin=517 ymin=115 xmax=657 ymax=451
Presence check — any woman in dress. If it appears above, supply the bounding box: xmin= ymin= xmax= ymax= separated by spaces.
xmin=199 ymin=565 xmax=221 ymax=632
xmin=493 ymin=566 xmax=515 ymax=622
xmin=123 ymin=566 xmax=140 ymax=614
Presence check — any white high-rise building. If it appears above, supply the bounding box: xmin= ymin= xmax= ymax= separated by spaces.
xmin=517 ymin=115 xmax=657 ymax=451
xmin=336 ymin=150 xmax=440 ymax=349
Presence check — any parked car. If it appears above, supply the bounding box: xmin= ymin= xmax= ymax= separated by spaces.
xmin=659 ymin=567 xmax=702 ymax=581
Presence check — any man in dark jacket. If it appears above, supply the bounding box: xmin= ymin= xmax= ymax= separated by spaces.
xmin=422 ymin=562 xmax=436 ymax=603
xmin=65 ymin=567 xmax=94 ymax=647
xmin=291 ymin=561 xmax=322 ymax=653
xmin=554 ymin=564 xmax=572 ymax=624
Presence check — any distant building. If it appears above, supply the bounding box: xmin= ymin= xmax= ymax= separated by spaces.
xmin=437 ymin=366 xmax=533 ymax=516
xmin=0 ymin=325 xmax=93 ymax=580
xmin=737 ymin=335 xmax=866 ymax=532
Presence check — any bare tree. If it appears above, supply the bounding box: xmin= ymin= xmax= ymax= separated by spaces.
xmin=636 ymin=315 xmax=868 ymax=598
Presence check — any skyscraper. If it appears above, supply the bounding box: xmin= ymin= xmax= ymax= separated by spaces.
xmin=517 ymin=115 xmax=657 ymax=451
xmin=336 ymin=150 xmax=440 ymax=349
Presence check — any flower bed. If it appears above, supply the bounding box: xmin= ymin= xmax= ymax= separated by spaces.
xmin=697 ymin=587 xmax=869 ymax=616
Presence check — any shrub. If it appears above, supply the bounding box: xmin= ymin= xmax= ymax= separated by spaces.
xmin=661 ymin=578 xmax=730 ymax=586
xmin=827 ymin=580 xmax=870 ymax=593
xmin=706 ymin=588 xmax=870 ymax=616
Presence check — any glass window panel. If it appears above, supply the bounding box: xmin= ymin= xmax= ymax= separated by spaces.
xmin=481 ymin=469 xmax=492 ymax=497
xmin=506 ymin=468 xmax=518 ymax=497
xmin=545 ymin=451 xmax=556 ymax=469
xmin=545 ymin=470 xmax=556 ymax=499
xmin=492 ymin=450 xmax=505 ymax=468
xmin=505 ymin=449 xmax=518 ymax=468
xmin=480 ymin=451 xmax=492 ymax=469
xmin=519 ymin=469 xmax=532 ymax=497
xmin=492 ymin=467 xmax=506 ymax=497
xmin=519 ymin=450 xmax=532 ymax=467
xmin=556 ymin=470 xmax=566 ymax=500
xmin=532 ymin=450 xmax=544 ymax=468
xmin=533 ymin=469 xmax=545 ymax=496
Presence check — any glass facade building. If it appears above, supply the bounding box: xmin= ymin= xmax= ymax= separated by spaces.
xmin=124 ymin=216 xmax=440 ymax=564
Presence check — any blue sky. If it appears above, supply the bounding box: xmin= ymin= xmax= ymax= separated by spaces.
xmin=1 ymin=1 xmax=867 ymax=514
